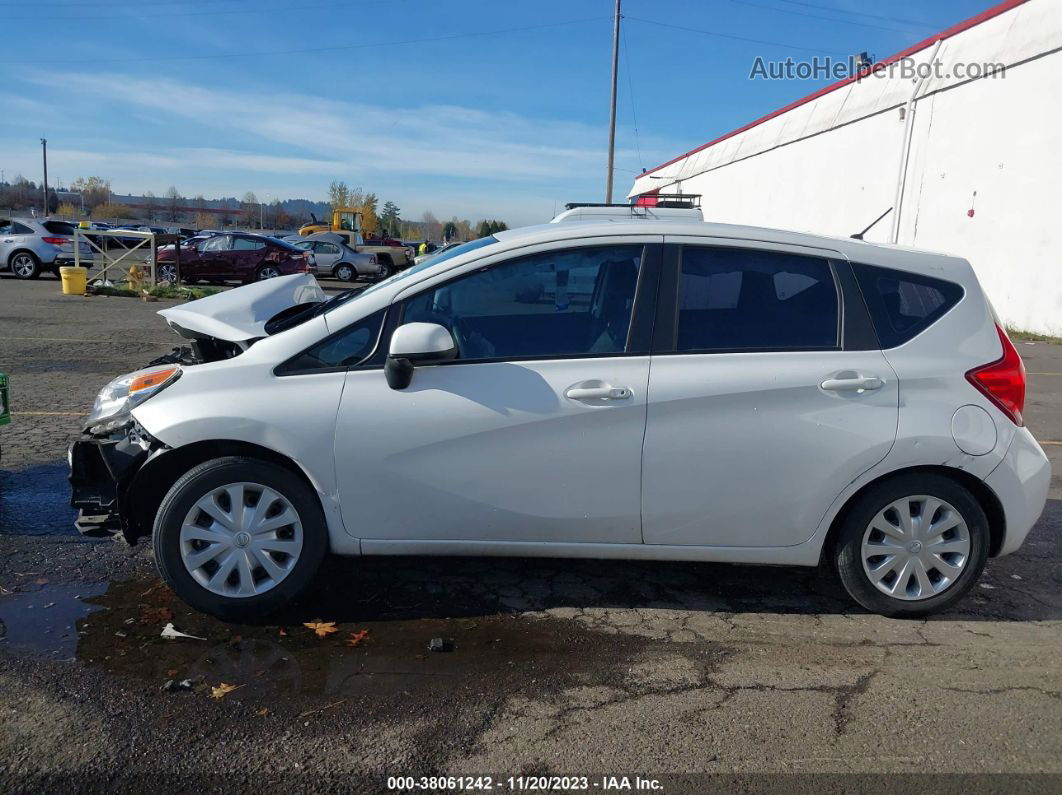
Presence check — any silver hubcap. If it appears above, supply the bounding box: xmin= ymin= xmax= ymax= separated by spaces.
xmin=159 ymin=265 xmax=177 ymax=282
xmin=259 ymin=267 xmax=280 ymax=280
xmin=179 ymin=482 xmax=303 ymax=598
xmin=862 ymin=495 xmax=971 ymax=601
xmin=336 ymin=265 xmax=352 ymax=280
xmin=13 ymin=255 xmax=35 ymax=276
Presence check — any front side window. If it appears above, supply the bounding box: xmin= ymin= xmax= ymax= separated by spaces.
xmin=277 ymin=309 xmax=386 ymax=374
xmin=676 ymin=246 xmax=838 ymax=351
xmin=200 ymin=235 xmax=230 ymax=252
xmin=402 ymin=244 xmax=643 ymax=361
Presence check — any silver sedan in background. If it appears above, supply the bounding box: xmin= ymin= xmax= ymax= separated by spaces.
xmin=0 ymin=217 xmax=93 ymax=279
xmin=293 ymin=232 xmax=380 ymax=282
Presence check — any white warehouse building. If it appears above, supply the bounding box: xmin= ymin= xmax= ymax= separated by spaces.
xmin=629 ymin=0 xmax=1062 ymax=336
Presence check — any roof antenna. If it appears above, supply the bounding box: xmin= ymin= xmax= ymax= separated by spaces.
xmin=851 ymin=207 xmax=892 ymax=240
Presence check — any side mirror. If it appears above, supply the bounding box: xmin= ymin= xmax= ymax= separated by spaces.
xmin=385 ymin=322 xmax=457 ymax=389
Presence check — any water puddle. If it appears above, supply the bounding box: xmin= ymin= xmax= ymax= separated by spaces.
xmin=0 ymin=579 xmax=107 ymax=657
xmin=59 ymin=576 xmax=639 ymax=709
xmin=0 ymin=464 xmax=79 ymax=536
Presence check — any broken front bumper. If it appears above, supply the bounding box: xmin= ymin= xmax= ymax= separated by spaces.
xmin=68 ymin=426 xmax=155 ymax=538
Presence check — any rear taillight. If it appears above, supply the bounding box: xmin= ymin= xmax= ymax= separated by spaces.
xmin=41 ymin=236 xmax=69 ymax=245
xmin=965 ymin=324 xmax=1026 ymax=426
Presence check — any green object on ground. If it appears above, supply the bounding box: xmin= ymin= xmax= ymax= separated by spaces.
xmin=0 ymin=372 xmax=10 ymax=426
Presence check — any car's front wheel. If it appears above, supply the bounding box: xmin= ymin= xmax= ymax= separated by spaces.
xmin=10 ymin=251 xmax=41 ymax=279
xmin=153 ymin=456 xmax=327 ymax=620
xmin=375 ymin=257 xmax=394 ymax=281
xmin=157 ymin=262 xmax=179 ymax=284
xmin=833 ymin=473 xmax=989 ymax=617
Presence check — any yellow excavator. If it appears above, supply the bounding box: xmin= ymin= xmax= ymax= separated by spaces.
xmin=298 ymin=208 xmax=362 ymax=237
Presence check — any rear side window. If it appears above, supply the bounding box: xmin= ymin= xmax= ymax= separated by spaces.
xmin=232 ymin=237 xmax=265 ymax=251
xmin=43 ymin=221 xmax=75 ymax=235
xmin=676 ymin=246 xmax=839 ymax=351
xmin=852 ymin=263 xmax=964 ymax=348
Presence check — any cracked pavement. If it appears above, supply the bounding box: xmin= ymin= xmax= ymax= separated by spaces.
xmin=0 ymin=277 xmax=1060 ymax=791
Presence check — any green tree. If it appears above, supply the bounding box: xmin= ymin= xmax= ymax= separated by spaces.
xmin=442 ymin=220 xmax=458 ymax=241
xmin=477 ymin=220 xmax=492 ymax=238
xmin=380 ymin=201 xmax=401 ymax=237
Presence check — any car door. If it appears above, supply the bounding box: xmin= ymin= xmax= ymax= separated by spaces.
xmin=641 ymin=238 xmax=899 ymax=548
xmin=194 ymin=235 xmax=230 ymax=279
xmin=334 ymin=238 xmax=662 ymax=545
xmin=231 ymin=236 xmax=266 ymax=279
xmin=313 ymin=241 xmax=340 ymax=274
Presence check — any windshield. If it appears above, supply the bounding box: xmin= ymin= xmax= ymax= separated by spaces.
xmin=356 ymin=235 xmax=500 ymax=300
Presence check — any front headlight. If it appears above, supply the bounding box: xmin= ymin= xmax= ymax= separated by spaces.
xmin=85 ymin=365 xmax=181 ymax=435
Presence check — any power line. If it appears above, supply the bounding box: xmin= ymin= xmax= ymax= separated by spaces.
xmin=726 ymin=0 xmax=925 ymax=35
xmin=772 ymin=0 xmax=942 ymax=28
xmin=624 ymin=15 xmax=843 ymax=57
xmin=0 ymin=17 xmax=609 ymax=64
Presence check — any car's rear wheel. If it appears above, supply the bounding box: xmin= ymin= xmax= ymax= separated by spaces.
xmin=833 ymin=473 xmax=989 ymax=617
xmin=334 ymin=263 xmax=355 ymax=282
xmin=11 ymin=252 xmax=41 ymax=279
xmin=153 ymin=456 xmax=327 ymax=620
xmin=256 ymin=264 xmax=282 ymax=281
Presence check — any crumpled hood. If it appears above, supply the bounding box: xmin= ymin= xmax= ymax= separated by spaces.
xmin=157 ymin=273 xmax=325 ymax=342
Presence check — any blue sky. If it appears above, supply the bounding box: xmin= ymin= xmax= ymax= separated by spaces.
xmin=0 ymin=0 xmax=995 ymax=225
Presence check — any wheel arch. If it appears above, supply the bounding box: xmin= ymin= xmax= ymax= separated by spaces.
xmin=821 ymin=465 xmax=1007 ymax=564
xmin=123 ymin=439 xmax=329 ymax=543
xmin=7 ymin=248 xmax=41 ymax=267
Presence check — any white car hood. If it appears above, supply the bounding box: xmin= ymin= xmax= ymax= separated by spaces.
xmin=157 ymin=273 xmax=325 ymax=342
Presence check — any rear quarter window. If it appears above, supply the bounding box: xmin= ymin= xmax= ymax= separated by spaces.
xmin=852 ymin=262 xmax=964 ymax=348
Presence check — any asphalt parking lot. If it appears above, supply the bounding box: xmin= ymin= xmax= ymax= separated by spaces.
xmin=1 ymin=275 xmax=1060 ymax=791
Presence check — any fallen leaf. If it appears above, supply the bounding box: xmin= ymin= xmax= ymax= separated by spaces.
xmin=166 ymin=668 xmax=178 ymax=677
xmin=346 ymin=629 xmax=369 ymax=647
xmin=304 ymin=620 xmax=338 ymax=638
xmin=278 ymin=628 xmax=288 ymax=636
xmin=34 ymin=577 xmax=49 ymax=585
xmin=210 ymin=682 xmax=242 ymax=700
xmin=256 ymin=707 xmax=270 ymax=717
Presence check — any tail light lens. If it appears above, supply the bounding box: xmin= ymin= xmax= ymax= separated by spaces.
xmin=965 ymin=324 xmax=1026 ymax=426
xmin=41 ymin=236 xmax=70 ymax=245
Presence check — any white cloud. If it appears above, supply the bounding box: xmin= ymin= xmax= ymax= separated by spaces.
xmin=7 ymin=71 xmax=680 ymax=224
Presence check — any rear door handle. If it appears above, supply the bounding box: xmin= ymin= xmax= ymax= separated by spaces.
xmin=820 ymin=375 xmax=885 ymax=392
xmin=565 ymin=383 xmax=632 ymax=402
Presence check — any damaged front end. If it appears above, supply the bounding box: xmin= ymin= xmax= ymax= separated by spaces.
xmin=69 ymin=421 xmax=165 ymax=540
xmin=69 ymin=274 xmax=331 ymax=542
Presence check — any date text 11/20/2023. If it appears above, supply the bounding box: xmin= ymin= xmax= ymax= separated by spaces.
xmin=386 ymin=775 xmax=663 ymax=791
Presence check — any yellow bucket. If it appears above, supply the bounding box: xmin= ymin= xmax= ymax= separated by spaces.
xmin=59 ymin=266 xmax=88 ymax=296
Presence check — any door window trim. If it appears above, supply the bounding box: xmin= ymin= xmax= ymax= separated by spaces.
xmin=653 ymin=242 xmax=847 ymax=355
xmin=391 ymin=241 xmax=663 ymax=366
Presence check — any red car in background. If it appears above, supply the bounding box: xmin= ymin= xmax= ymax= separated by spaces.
xmin=156 ymin=233 xmax=313 ymax=284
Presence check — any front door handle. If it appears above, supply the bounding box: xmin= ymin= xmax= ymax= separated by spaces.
xmin=821 ymin=374 xmax=885 ymax=392
xmin=565 ymin=383 xmax=632 ymax=402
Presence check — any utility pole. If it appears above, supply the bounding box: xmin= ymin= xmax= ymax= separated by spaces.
xmin=40 ymin=138 xmax=49 ymax=216
xmin=604 ymin=0 xmax=621 ymax=203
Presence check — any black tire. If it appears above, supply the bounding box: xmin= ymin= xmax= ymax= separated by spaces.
xmin=10 ymin=251 xmax=41 ymax=280
xmin=333 ymin=262 xmax=356 ymax=282
xmin=833 ymin=473 xmax=989 ymax=618
xmin=157 ymin=263 xmax=179 ymax=284
xmin=375 ymin=256 xmax=394 ymax=281
xmin=153 ymin=456 xmax=328 ymax=621
xmin=256 ymin=264 xmax=282 ymax=281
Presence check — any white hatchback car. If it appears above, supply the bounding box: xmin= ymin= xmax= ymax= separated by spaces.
xmin=69 ymin=211 xmax=1050 ymax=619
